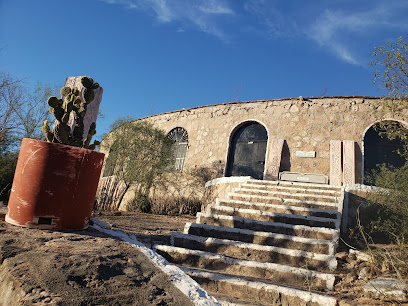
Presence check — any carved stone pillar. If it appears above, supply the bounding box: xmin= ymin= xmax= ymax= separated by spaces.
xmin=264 ymin=139 xmax=284 ymax=181
xmin=343 ymin=140 xmax=356 ymax=185
xmin=330 ymin=140 xmax=342 ymax=186
xmin=64 ymin=76 xmax=103 ymax=140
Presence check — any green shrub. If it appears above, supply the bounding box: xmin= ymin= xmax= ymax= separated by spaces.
xmin=363 ymin=162 xmax=408 ymax=244
xmin=344 ymin=163 xmax=408 ymax=280
xmin=127 ymin=192 xmax=151 ymax=213
xmin=149 ymin=196 xmax=201 ymax=216
xmin=0 ymin=152 xmax=18 ymax=202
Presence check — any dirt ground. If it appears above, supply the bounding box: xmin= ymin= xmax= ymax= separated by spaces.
xmin=0 ymin=206 xmax=196 ymax=306
xmin=93 ymin=211 xmax=195 ymax=248
xmin=1 ymin=205 xmax=406 ymax=305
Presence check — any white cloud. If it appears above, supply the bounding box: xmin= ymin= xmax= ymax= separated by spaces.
xmin=100 ymin=0 xmax=138 ymax=9
xmin=146 ymin=0 xmax=174 ymax=22
xmin=307 ymin=0 xmax=408 ymax=65
xmin=305 ymin=8 xmax=390 ymax=65
xmin=100 ymin=0 xmax=234 ymax=40
xmin=100 ymin=0 xmax=408 ymax=64
xmin=199 ymin=0 xmax=234 ymax=15
xmin=243 ymin=0 xmax=408 ymax=65
xmin=243 ymin=0 xmax=293 ymax=37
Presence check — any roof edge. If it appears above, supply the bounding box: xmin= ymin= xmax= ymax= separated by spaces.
xmin=138 ymin=95 xmax=381 ymax=121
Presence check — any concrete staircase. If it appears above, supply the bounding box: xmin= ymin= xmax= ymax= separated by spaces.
xmin=154 ymin=179 xmax=343 ymax=305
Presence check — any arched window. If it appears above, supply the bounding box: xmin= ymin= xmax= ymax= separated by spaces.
xmin=168 ymin=127 xmax=188 ymax=170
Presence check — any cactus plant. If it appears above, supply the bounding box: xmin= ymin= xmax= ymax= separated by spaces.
xmin=42 ymin=76 xmax=100 ymax=150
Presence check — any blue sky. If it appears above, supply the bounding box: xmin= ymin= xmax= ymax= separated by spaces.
xmin=1 ymin=0 xmax=408 ymax=137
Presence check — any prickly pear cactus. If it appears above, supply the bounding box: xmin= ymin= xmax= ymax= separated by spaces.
xmin=42 ymin=76 xmax=101 ymax=150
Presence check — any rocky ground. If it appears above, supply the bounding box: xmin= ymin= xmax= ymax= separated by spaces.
xmin=331 ymin=246 xmax=407 ymax=305
xmin=0 ymin=204 xmax=406 ymax=305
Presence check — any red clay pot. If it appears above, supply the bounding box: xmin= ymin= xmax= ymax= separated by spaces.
xmin=6 ymin=138 xmax=105 ymax=230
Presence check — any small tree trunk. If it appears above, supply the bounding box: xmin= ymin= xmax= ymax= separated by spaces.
xmin=116 ymin=184 xmax=130 ymax=210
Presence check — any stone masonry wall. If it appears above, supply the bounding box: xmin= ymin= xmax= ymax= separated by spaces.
xmin=103 ymin=96 xmax=408 ymax=185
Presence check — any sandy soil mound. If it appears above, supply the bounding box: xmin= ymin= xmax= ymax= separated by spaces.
xmin=0 ymin=208 xmax=195 ymax=305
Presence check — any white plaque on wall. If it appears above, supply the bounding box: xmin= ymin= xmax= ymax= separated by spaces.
xmin=296 ymin=151 xmax=316 ymax=158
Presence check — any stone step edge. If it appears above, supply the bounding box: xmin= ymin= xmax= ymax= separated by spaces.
xmin=196 ymin=212 xmax=340 ymax=242
xmin=181 ymin=267 xmax=337 ymax=306
xmin=184 ymin=222 xmax=336 ymax=254
xmin=171 ymin=232 xmax=338 ymax=271
xmin=207 ymin=205 xmax=341 ymax=230
xmin=232 ymin=187 xmax=340 ymax=201
xmin=240 ymin=183 xmax=341 ymax=195
xmin=212 ymin=295 xmax=257 ymax=306
xmin=246 ymin=179 xmax=343 ymax=191
xmin=216 ymin=198 xmax=341 ymax=218
xmin=153 ymin=244 xmax=336 ymax=291
xmin=227 ymin=192 xmax=339 ymax=209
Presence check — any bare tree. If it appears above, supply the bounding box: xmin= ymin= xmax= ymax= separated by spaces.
xmin=0 ymin=73 xmax=58 ymax=150
xmin=0 ymin=72 xmax=21 ymax=149
xmin=0 ymin=71 xmax=58 ymax=200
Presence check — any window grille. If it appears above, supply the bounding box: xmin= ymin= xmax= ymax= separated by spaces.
xmin=168 ymin=127 xmax=188 ymax=170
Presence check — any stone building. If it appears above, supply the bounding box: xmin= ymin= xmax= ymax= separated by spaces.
xmin=103 ymin=96 xmax=407 ymax=187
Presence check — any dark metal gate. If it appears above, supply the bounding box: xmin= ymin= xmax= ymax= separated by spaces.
xmin=226 ymin=122 xmax=268 ymax=180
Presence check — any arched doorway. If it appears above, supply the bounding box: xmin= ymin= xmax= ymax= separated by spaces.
xmin=226 ymin=122 xmax=268 ymax=180
xmin=364 ymin=120 xmax=407 ymax=178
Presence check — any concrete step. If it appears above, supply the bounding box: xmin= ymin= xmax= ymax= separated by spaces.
xmin=246 ymin=179 xmax=342 ymax=192
xmin=181 ymin=267 xmax=337 ymax=306
xmin=153 ymin=245 xmax=335 ymax=291
xmin=216 ymin=198 xmax=340 ymax=219
xmin=239 ymin=182 xmax=341 ymax=197
xmin=184 ymin=222 xmax=335 ymax=255
xmin=212 ymin=294 xmax=263 ymax=306
xmin=196 ymin=212 xmax=338 ymax=241
xmin=171 ymin=233 xmax=337 ymax=272
xmin=240 ymin=182 xmax=342 ymax=197
xmin=207 ymin=205 xmax=340 ymax=230
xmin=227 ymin=192 xmax=339 ymax=211
xmin=231 ymin=188 xmax=339 ymax=204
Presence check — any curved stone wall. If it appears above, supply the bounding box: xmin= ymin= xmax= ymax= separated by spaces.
xmin=104 ymin=96 xmax=408 ymax=185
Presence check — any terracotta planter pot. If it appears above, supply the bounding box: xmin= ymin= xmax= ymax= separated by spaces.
xmin=6 ymin=138 xmax=105 ymax=230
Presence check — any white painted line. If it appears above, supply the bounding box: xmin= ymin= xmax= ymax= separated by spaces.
xmin=90 ymin=219 xmax=221 ymax=306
